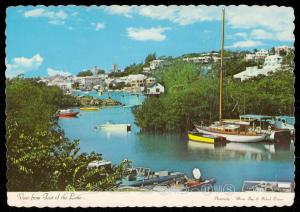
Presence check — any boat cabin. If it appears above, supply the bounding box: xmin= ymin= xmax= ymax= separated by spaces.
xmin=208 ymin=121 xmax=259 ymax=135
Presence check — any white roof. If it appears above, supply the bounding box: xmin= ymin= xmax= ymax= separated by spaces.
xmin=87 ymin=160 xmax=111 ymax=168
xmin=127 ymin=74 xmax=147 ymax=80
xmin=265 ymin=55 xmax=282 ymax=60
xmin=277 ymin=182 xmax=292 ymax=188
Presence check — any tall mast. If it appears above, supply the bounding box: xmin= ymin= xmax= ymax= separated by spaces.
xmin=219 ymin=8 xmax=225 ymax=123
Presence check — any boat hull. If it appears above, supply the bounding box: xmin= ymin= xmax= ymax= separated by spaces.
xmin=99 ymin=124 xmax=131 ymax=131
xmin=121 ymin=173 xmax=186 ymax=187
xmin=195 ymin=126 xmax=267 ymax=143
xmin=187 ymin=133 xmax=225 ymax=144
xmin=57 ymin=112 xmax=79 ymax=118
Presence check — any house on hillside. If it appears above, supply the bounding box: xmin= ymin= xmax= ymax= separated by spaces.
xmin=275 ymin=46 xmax=294 ymax=55
xmin=263 ymin=55 xmax=283 ymax=67
xmin=127 ymin=74 xmax=147 ymax=87
xmin=145 ymin=77 xmax=156 ymax=85
xmin=234 ymin=55 xmax=283 ymax=81
xmin=150 ymin=59 xmax=165 ymax=70
xmin=255 ymin=49 xmax=269 ymax=60
xmin=183 ymin=56 xmax=211 ymax=63
xmin=245 ymin=54 xmax=255 ymax=61
xmin=244 ymin=49 xmax=269 ymax=61
xmin=142 ymin=67 xmax=151 ymax=74
xmin=145 ymin=83 xmax=165 ymax=95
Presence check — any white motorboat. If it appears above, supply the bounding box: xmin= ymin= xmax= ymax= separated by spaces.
xmin=98 ymin=121 xmax=131 ymax=131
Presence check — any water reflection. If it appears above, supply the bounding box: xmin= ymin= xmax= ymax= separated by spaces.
xmin=187 ymin=138 xmax=294 ymax=161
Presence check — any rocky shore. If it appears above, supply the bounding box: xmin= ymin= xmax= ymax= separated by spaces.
xmin=75 ymin=95 xmax=123 ymax=107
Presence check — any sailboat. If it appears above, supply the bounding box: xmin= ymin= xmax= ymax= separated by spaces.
xmin=195 ymin=8 xmax=268 ymax=143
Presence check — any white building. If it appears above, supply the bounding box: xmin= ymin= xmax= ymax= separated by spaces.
xmin=74 ymin=76 xmax=104 ymax=89
xmin=183 ymin=56 xmax=211 ymax=63
xmin=275 ymin=46 xmax=294 ymax=55
xmin=150 ymin=60 xmax=165 ymax=70
xmin=263 ymin=55 xmax=283 ymax=67
xmin=145 ymin=77 xmax=156 ymax=85
xmin=234 ymin=55 xmax=283 ymax=81
xmin=142 ymin=67 xmax=151 ymax=74
xmin=46 ymin=75 xmax=73 ymax=91
xmin=127 ymin=74 xmax=147 ymax=87
xmin=245 ymin=54 xmax=255 ymax=61
xmin=255 ymin=49 xmax=269 ymax=60
xmin=146 ymin=83 xmax=165 ymax=95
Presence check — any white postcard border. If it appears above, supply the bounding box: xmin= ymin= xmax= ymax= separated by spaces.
xmin=7 ymin=192 xmax=294 ymax=207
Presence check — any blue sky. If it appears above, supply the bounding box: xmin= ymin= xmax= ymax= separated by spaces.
xmin=6 ymin=5 xmax=294 ymax=77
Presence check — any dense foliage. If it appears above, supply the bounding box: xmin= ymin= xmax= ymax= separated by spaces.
xmin=144 ymin=53 xmax=156 ymax=67
xmin=77 ymin=70 xmax=93 ymax=77
xmin=108 ymin=63 xmax=144 ymax=77
xmin=133 ymin=61 xmax=294 ymax=133
xmin=6 ymin=77 xmax=129 ymax=191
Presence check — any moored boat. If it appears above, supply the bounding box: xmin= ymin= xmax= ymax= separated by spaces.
xmin=98 ymin=121 xmax=131 ymax=131
xmin=195 ymin=124 xmax=268 ymax=143
xmin=57 ymin=109 xmax=79 ymax=118
xmin=188 ymin=131 xmax=227 ymax=144
xmin=80 ymin=107 xmax=100 ymax=111
xmin=242 ymin=180 xmax=294 ymax=192
xmin=194 ymin=9 xmax=268 ymax=143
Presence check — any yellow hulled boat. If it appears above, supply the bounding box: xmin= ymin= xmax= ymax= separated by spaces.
xmin=188 ymin=131 xmax=226 ymax=144
xmin=80 ymin=107 xmax=100 ymax=111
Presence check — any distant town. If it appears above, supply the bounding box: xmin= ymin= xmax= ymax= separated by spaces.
xmin=38 ymin=45 xmax=294 ymax=96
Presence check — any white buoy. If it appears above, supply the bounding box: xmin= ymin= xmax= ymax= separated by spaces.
xmin=192 ymin=168 xmax=201 ymax=180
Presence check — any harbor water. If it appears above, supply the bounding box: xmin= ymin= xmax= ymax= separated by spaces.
xmin=59 ymin=91 xmax=294 ymax=191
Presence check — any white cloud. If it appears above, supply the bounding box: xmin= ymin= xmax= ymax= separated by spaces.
xmin=234 ymin=32 xmax=247 ymax=39
xmin=250 ymin=29 xmax=273 ymax=40
xmin=95 ymin=22 xmax=105 ymax=31
xmin=6 ymin=54 xmax=43 ymax=78
xmin=103 ymin=5 xmax=293 ymax=42
xmin=226 ymin=5 xmax=294 ymax=41
xmin=67 ymin=26 xmax=74 ymax=30
xmin=103 ymin=5 xmax=134 ymax=18
xmin=24 ymin=8 xmax=68 ymax=25
xmin=138 ymin=5 xmax=220 ymax=25
xmin=127 ymin=27 xmax=171 ymax=41
xmin=47 ymin=68 xmax=71 ymax=77
xmin=226 ymin=40 xmax=263 ymax=49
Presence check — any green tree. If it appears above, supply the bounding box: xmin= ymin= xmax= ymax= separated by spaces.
xmin=144 ymin=53 xmax=156 ymax=67
xmin=77 ymin=70 xmax=93 ymax=77
xmin=133 ymin=60 xmax=294 ymax=133
xmin=6 ymin=77 xmax=130 ymax=191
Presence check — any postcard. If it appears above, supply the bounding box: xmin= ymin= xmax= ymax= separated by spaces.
xmin=6 ymin=5 xmax=295 ymax=207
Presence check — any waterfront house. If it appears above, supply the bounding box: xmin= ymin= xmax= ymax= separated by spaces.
xmin=146 ymin=82 xmax=165 ymax=95
xmin=46 ymin=75 xmax=73 ymax=91
xmin=145 ymin=77 xmax=156 ymax=85
xmin=74 ymin=76 xmax=104 ymax=90
xmin=127 ymin=74 xmax=147 ymax=87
